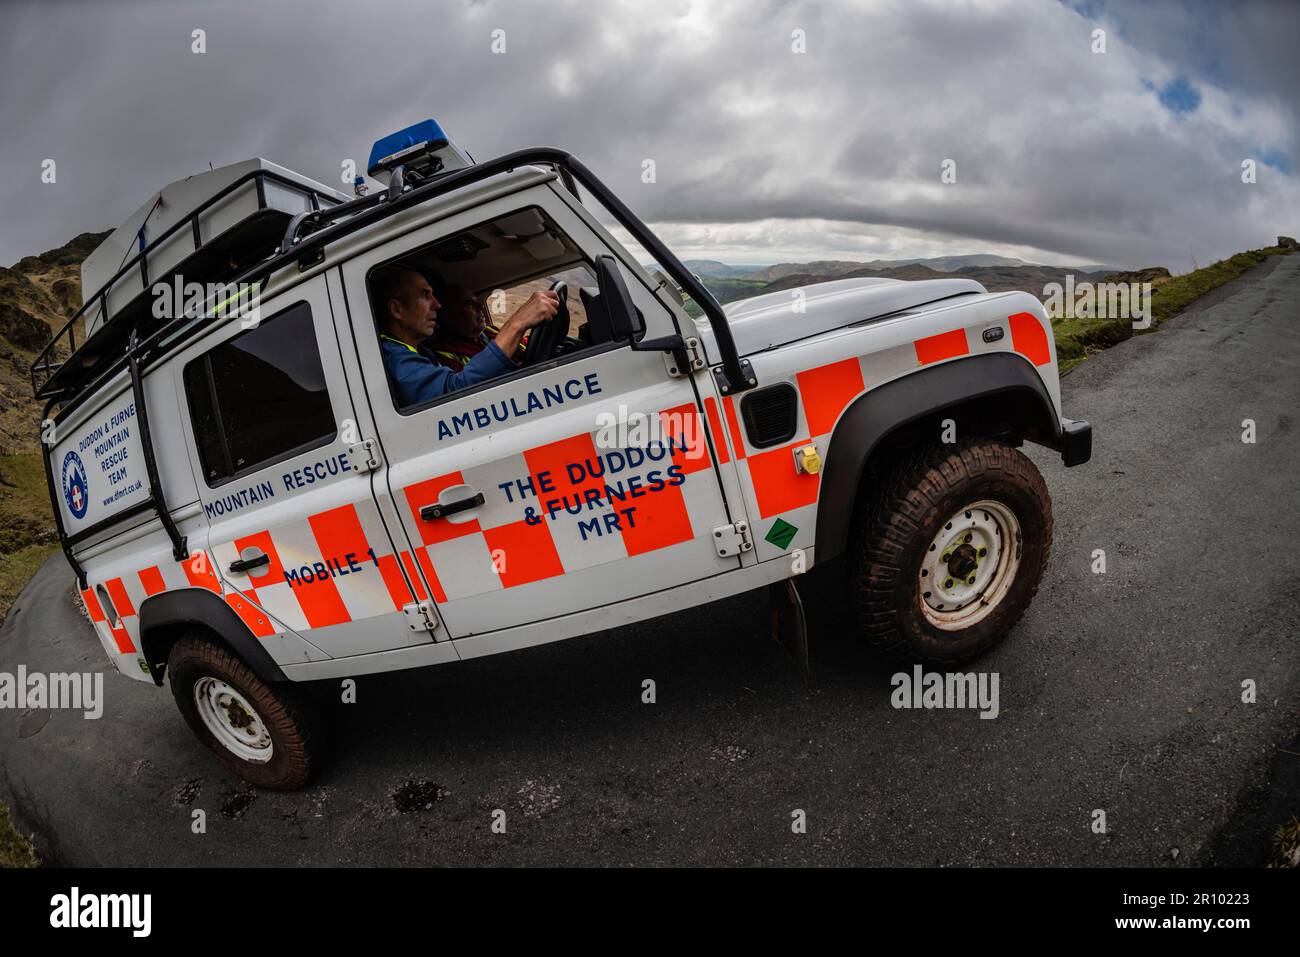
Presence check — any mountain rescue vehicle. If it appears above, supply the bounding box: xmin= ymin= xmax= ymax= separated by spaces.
xmin=32 ymin=119 xmax=1092 ymax=787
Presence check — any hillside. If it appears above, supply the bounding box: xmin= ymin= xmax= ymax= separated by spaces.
xmin=682 ymin=259 xmax=767 ymax=279
xmin=735 ymin=253 xmax=1124 ymax=283
xmin=689 ymin=262 xmax=1151 ymax=325
xmin=751 ymin=262 xmax=1132 ymax=298
xmin=0 ymin=231 xmax=108 ymax=454
xmin=0 ymin=231 xmax=107 ymax=618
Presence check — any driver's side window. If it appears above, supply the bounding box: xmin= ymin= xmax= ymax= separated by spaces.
xmin=365 ymin=205 xmax=613 ymax=414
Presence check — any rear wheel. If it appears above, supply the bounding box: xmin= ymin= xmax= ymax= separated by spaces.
xmin=849 ymin=439 xmax=1052 ymax=664
xmin=168 ymin=634 xmax=324 ymax=789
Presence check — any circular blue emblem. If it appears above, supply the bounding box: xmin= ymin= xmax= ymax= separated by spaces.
xmin=61 ymin=450 xmax=89 ymax=520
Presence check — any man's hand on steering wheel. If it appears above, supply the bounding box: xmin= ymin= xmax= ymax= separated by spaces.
xmin=521 ymin=280 xmax=570 ymax=367
xmin=491 ymin=289 xmax=558 ymax=363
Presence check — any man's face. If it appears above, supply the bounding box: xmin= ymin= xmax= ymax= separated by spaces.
xmin=387 ymin=271 xmax=440 ymax=343
xmin=441 ymin=285 xmax=489 ymax=339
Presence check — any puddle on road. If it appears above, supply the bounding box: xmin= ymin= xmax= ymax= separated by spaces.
xmin=173 ymin=778 xmax=201 ymax=807
xmin=392 ymin=778 xmax=448 ymax=813
xmin=221 ymin=787 xmax=257 ymax=821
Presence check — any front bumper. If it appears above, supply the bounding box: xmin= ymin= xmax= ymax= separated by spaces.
xmin=1059 ymin=417 xmax=1092 ymax=467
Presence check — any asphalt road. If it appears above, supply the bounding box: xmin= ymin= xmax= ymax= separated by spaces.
xmin=2 ymin=254 xmax=1297 ymax=866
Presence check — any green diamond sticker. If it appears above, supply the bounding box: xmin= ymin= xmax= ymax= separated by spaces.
xmin=764 ymin=518 xmax=798 ymax=550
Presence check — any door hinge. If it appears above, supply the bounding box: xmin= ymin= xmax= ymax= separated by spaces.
xmin=402 ymin=600 xmax=440 ymax=635
xmin=664 ymin=336 xmax=706 ymax=378
xmin=346 ymin=438 xmax=381 ymax=473
xmin=712 ymin=520 xmax=753 ymax=558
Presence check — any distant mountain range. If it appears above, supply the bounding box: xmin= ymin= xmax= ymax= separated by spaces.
xmin=682 ymin=255 xmax=1123 ymax=279
xmin=749 ymin=262 xmax=1123 ymax=300
xmin=658 ymin=255 xmax=1137 ymax=318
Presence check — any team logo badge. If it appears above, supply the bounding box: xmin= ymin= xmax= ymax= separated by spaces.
xmin=61 ymin=451 xmax=89 ymax=520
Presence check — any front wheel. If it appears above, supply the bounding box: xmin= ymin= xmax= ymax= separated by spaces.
xmin=168 ymin=634 xmax=324 ymax=789
xmin=849 ymin=439 xmax=1053 ymax=664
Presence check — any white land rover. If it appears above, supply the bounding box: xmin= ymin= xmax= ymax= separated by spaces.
xmin=33 ymin=119 xmax=1091 ymax=788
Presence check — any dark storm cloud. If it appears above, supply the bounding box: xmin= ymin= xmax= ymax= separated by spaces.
xmin=0 ymin=0 xmax=1295 ymax=272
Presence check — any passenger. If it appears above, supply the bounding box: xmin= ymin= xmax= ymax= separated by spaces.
xmin=426 ymin=283 xmax=515 ymax=371
xmin=375 ymin=267 xmax=555 ymax=407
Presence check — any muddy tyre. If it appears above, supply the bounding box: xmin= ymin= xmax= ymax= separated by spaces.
xmin=850 ymin=439 xmax=1052 ymax=664
xmin=168 ymin=633 xmax=324 ymax=789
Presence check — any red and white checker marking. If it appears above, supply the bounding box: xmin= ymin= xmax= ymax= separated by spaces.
xmin=80 ymin=549 xmax=220 ymax=657
xmin=209 ymin=498 xmax=415 ymax=634
xmin=718 ymin=313 xmax=1054 ymax=560
xmin=400 ymin=402 xmax=722 ymax=601
xmin=78 ymin=501 xmax=420 ymax=652
xmin=72 ymin=310 xmax=1056 ymax=653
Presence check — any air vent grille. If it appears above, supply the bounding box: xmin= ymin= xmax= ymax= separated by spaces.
xmin=741 ymin=383 xmax=798 ymax=448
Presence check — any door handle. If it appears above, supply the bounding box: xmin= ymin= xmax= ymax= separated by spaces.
xmin=421 ymin=491 xmax=485 ymax=521
xmin=229 ymin=549 xmax=270 ymax=574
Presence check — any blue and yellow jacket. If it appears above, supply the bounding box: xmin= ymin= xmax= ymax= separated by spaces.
xmin=380 ymin=334 xmax=515 ymax=406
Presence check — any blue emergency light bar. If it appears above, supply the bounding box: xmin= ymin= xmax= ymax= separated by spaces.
xmin=367 ymin=118 xmax=474 ymax=185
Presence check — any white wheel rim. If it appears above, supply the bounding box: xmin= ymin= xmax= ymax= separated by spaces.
xmin=193 ymin=677 xmax=273 ymax=763
xmin=918 ymin=499 xmax=1022 ymax=631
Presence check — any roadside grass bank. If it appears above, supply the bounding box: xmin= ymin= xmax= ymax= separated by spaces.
xmin=0 ymin=452 xmax=58 ymax=621
xmin=1273 ymin=817 xmax=1300 ymax=868
xmin=0 ymin=801 xmax=39 ymax=868
xmin=1053 ymin=245 xmax=1294 ymax=374
xmin=0 ymin=451 xmax=53 ymax=866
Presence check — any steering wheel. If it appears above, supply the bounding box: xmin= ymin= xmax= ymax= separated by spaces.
xmin=522 ymin=280 xmax=569 ymax=367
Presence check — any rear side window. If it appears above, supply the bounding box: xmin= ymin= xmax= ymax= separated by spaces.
xmin=183 ymin=302 xmax=336 ymax=486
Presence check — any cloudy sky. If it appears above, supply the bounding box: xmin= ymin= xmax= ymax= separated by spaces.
xmin=1 ymin=0 xmax=1296 ymax=273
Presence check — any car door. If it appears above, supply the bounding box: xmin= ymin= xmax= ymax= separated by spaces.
xmin=338 ymin=182 xmax=746 ymax=643
xmin=174 ymin=276 xmax=445 ymax=661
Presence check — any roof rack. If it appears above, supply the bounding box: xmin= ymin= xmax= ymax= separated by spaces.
xmin=31 ymin=166 xmax=342 ymax=402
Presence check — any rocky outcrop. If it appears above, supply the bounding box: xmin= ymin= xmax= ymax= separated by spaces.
xmin=0 ymin=230 xmax=109 ymax=454
xmin=1097 ymin=266 xmax=1173 ymax=286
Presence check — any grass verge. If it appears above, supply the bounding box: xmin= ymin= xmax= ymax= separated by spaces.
xmin=0 ymin=797 xmax=39 ymax=868
xmin=0 ymin=543 xmax=59 ymax=622
xmin=0 ymin=452 xmax=54 ymax=867
xmin=1053 ymin=245 xmax=1293 ymax=373
xmin=1272 ymin=816 xmax=1300 ymax=868
xmin=0 ymin=452 xmax=58 ymax=620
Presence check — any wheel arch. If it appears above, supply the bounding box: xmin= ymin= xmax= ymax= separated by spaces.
xmin=138 ymin=588 xmax=288 ymax=687
xmin=815 ymin=352 xmax=1061 ymax=563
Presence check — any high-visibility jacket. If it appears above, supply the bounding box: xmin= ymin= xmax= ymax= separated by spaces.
xmin=428 ymin=326 xmax=526 ymax=372
xmin=380 ymin=334 xmax=514 ymax=406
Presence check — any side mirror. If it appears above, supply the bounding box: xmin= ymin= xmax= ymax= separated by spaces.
xmin=595 ymin=255 xmax=644 ymax=342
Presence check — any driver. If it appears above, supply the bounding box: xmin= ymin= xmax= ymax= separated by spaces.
xmin=375 ymin=266 xmax=556 ymax=407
